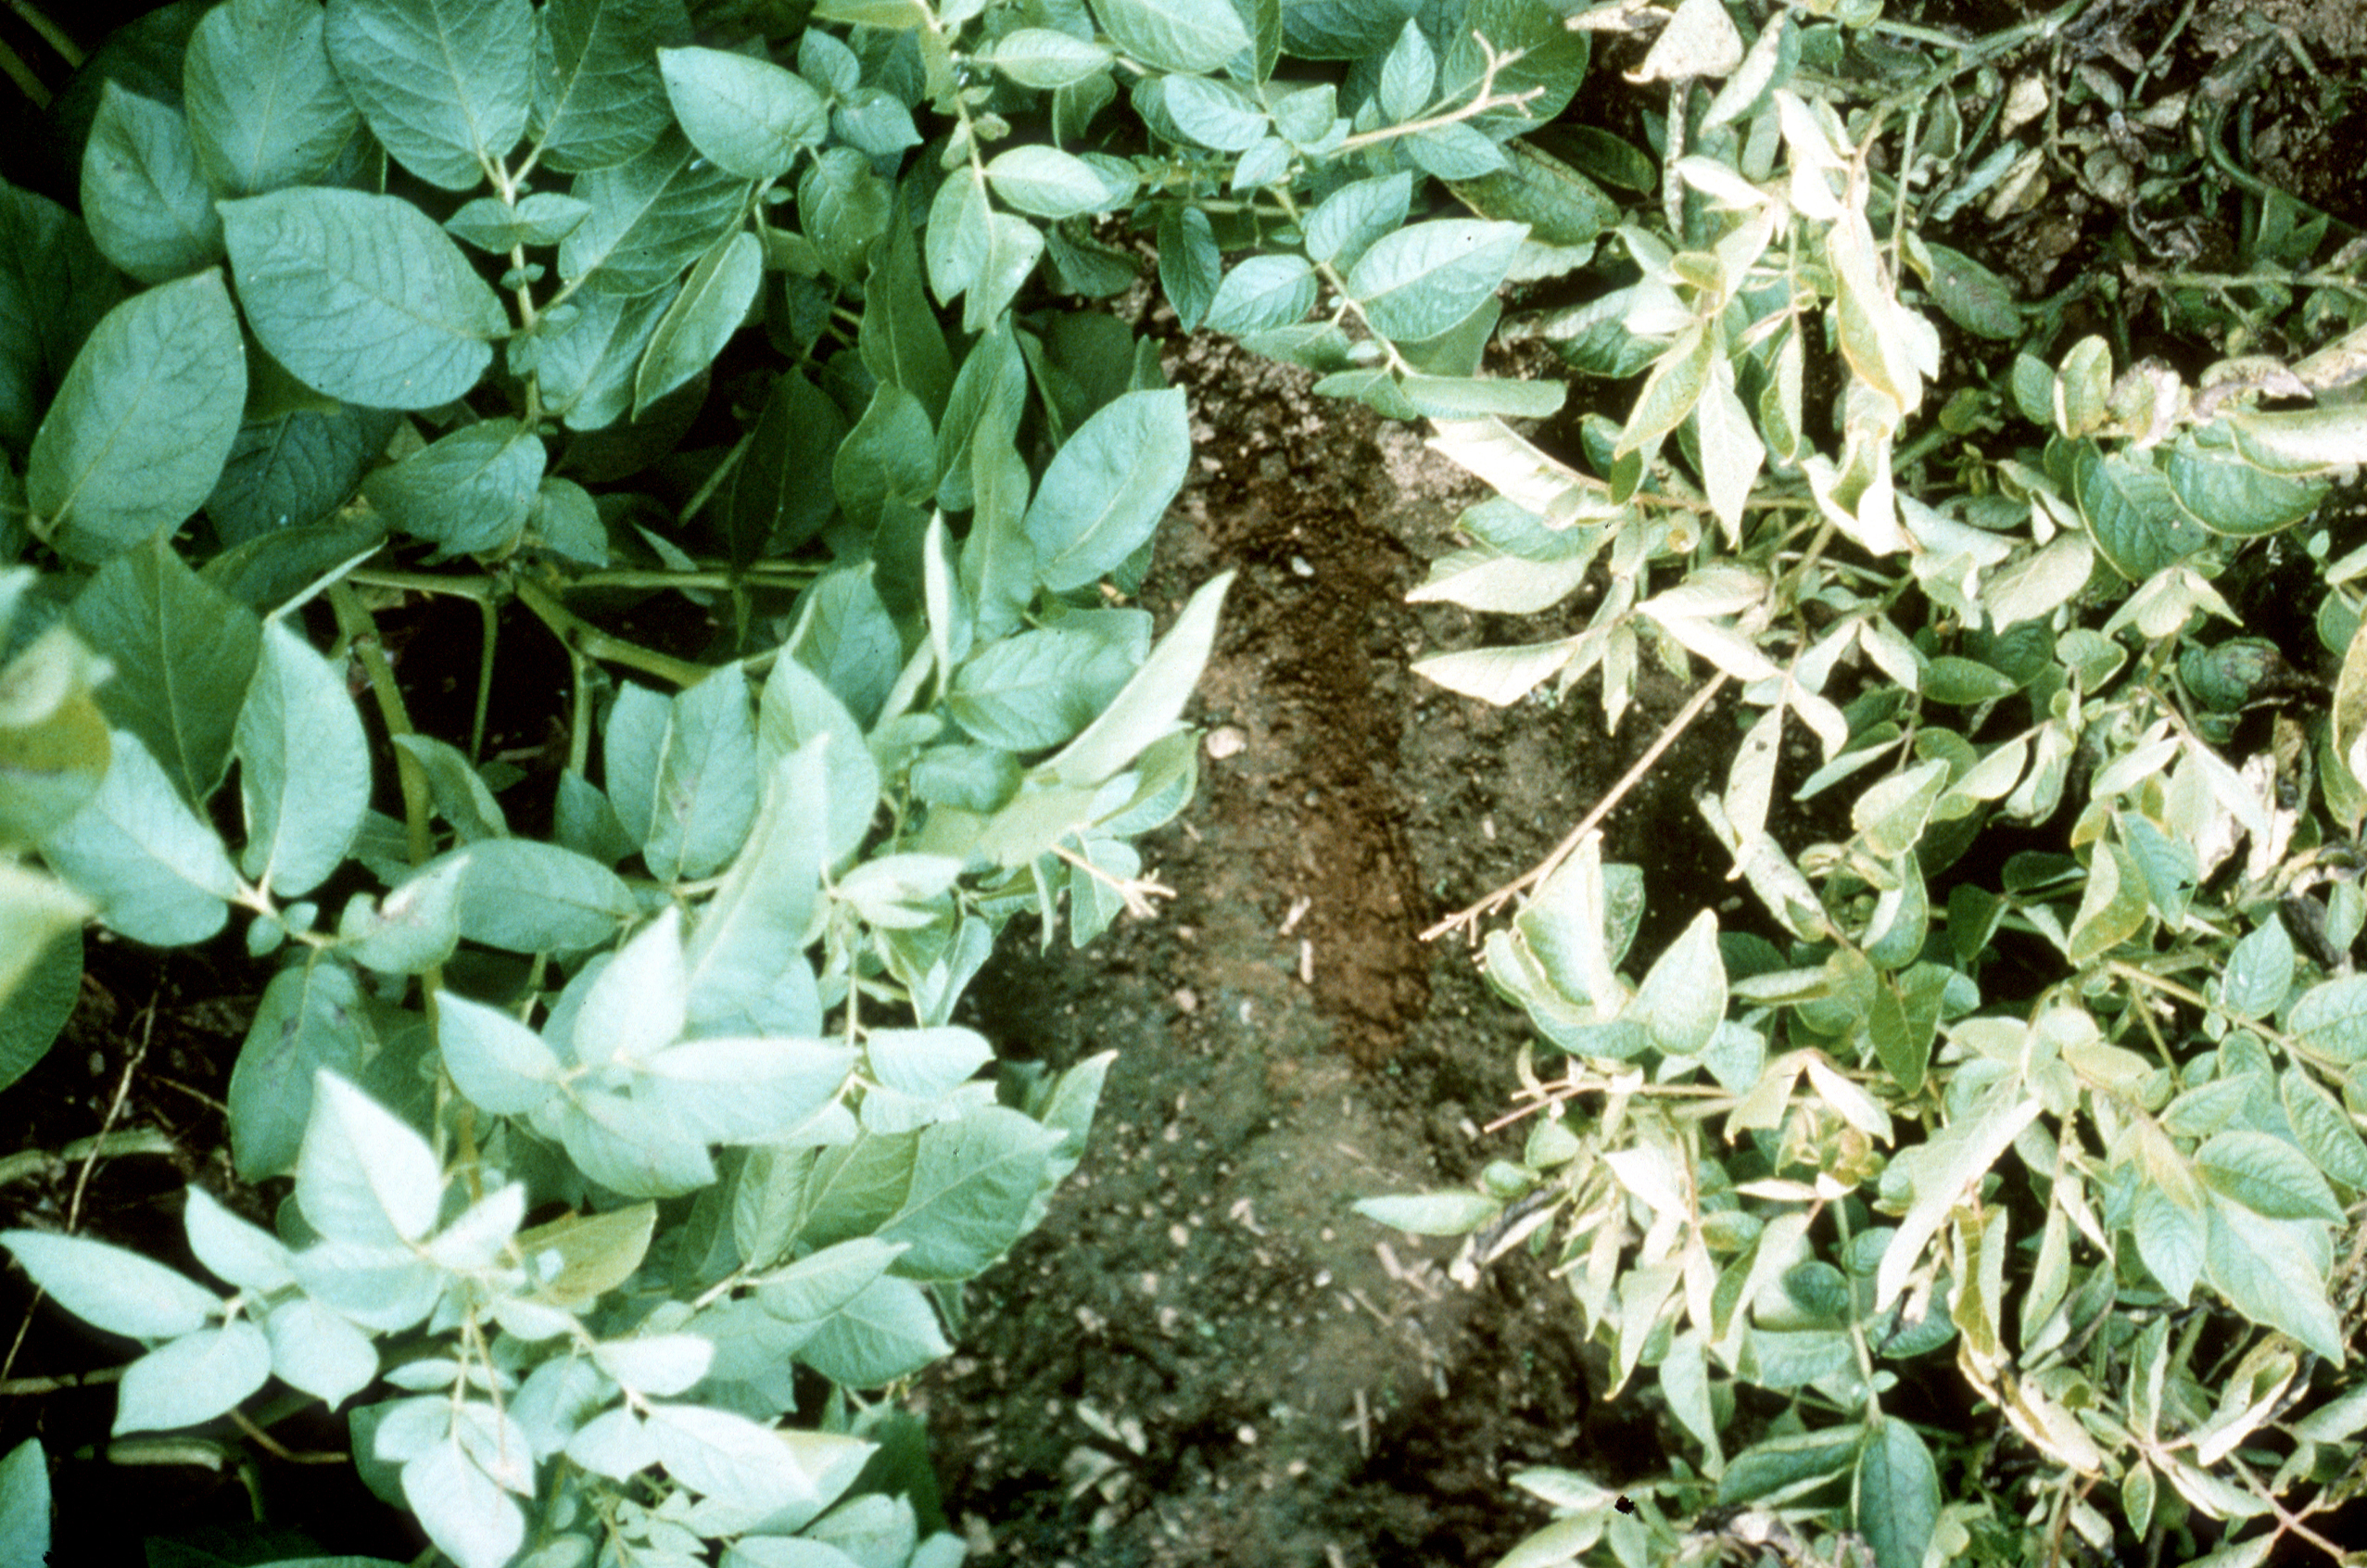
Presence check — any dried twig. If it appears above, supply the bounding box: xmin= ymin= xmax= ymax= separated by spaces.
xmin=1423 ymin=673 xmax=1730 ymax=942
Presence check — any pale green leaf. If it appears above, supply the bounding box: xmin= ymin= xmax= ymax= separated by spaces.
xmin=658 ymin=45 xmax=827 ymax=182
xmin=38 ymin=729 xmax=239 ymax=945
xmin=27 ymin=269 xmax=245 ymax=560
xmin=184 ymin=0 xmax=366 ymax=196
xmin=81 ymin=83 xmax=222 ymax=285
xmin=323 ymin=0 xmax=533 ymax=190
xmin=0 ymin=1230 xmax=220 ymax=1340
xmin=222 ymin=188 xmax=505 ymax=409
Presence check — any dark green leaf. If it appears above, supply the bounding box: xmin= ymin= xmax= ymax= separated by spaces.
xmin=860 ymin=218 xmax=953 ymax=423
xmin=0 ymin=183 xmax=124 ymax=455
xmin=831 ymin=383 xmax=935 ymax=528
xmin=28 ymin=269 xmax=245 ymax=560
xmin=532 ymin=0 xmax=689 ymax=174
xmin=70 ymin=532 xmax=262 ymax=803
xmin=228 ymin=959 xmax=370 ymax=1179
xmin=2074 ymin=441 xmax=2208 ymax=580
xmin=183 ymin=0 xmax=362 ymax=196
xmin=633 ymin=230 xmax=761 ymax=417
xmin=222 ymin=188 xmax=506 ymax=409
xmin=728 ymin=369 xmax=844 ymax=564
xmin=361 ymin=418 xmax=544 ymax=554
xmin=560 ymin=130 xmax=751 ymax=296
xmin=1919 ymin=242 xmax=2019 ymax=340
xmin=81 ymin=83 xmax=222 ymax=284
xmin=2167 ymin=431 xmax=2324 ymax=537
xmin=1157 ymin=206 xmax=1220 ymax=333
xmin=1280 ymin=0 xmax=1417 ymax=57
xmin=206 ymin=405 xmax=401 ymax=546
xmin=323 ymin=0 xmax=533 ymax=190
xmin=1854 ymin=1420 xmax=1941 ymax=1568
xmin=934 ymin=319 xmax=1024 ymax=512
xmin=1716 ymin=1425 xmax=1864 ymax=1506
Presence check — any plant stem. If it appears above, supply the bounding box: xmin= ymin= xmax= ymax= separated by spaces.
xmin=513 ymin=577 xmax=714 ymax=688
xmin=328 ymin=582 xmax=436 ymax=866
xmin=2 ymin=0 xmax=81 ymax=68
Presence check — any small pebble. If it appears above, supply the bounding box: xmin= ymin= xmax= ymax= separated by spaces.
xmin=1206 ymin=726 xmax=1247 ymax=759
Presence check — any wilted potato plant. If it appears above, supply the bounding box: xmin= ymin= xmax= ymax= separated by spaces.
xmin=1349 ymin=2 xmax=2367 ymax=1566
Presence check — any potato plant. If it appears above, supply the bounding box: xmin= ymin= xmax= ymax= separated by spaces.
xmin=0 ymin=0 xmax=1257 ymax=1562
xmin=1346 ymin=3 xmax=2367 ymax=1566
xmin=6 ymin=0 xmax=2365 ymax=1564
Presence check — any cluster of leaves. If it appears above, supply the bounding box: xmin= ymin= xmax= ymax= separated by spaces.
xmin=1343 ymin=2 xmax=2367 ymax=1566
xmin=0 ymin=0 xmax=1270 ymax=1561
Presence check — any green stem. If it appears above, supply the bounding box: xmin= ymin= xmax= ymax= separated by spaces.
xmin=327 ymin=582 xmax=435 ymax=866
xmin=514 ymin=577 xmax=713 ymax=688
xmin=1 ymin=0 xmax=81 ymax=68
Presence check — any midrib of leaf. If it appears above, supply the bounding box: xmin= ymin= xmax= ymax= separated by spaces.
xmin=427 ymin=0 xmax=499 ymax=180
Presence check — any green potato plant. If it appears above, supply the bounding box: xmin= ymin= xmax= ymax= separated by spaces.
xmin=0 ymin=0 xmax=1253 ymax=1561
